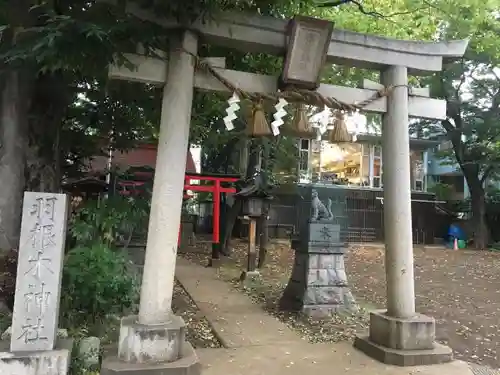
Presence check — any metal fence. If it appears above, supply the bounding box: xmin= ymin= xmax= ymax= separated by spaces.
xmin=268 ymin=188 xmax=442 ymax=245
xmin=186 ymin=188 xmax=446 ymax=245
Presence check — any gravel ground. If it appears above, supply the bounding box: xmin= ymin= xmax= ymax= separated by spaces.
xmin=172 ymin=280 xmax=222 ymax=348
xmin=182 ymin=239 xmax=500 ymax=368
xmin=182 ymin=240 xmax=369 ymax=344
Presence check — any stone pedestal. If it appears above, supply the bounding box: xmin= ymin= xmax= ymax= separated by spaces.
xmin=354 ymin=311 xmax=452 ymax=366
xmin=280 ymin=221 xmax=357 ymax=318
xmin=118 ymin=315 xmax=185 ymax=363
xmin=369 ymin=310 xmax=435 ymax=350
xmin=0 ymin=339 xmax=72 ymax=375
xmin=240 ymin=270 xmax=261 ymax=289
xmin=101 ymin=315 xmax=200 ymax=375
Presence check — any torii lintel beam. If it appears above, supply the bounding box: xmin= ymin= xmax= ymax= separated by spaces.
xmin=109 ymin=54 xmax=447 ymax=120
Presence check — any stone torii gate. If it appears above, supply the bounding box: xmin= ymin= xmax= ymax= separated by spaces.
xmin=100 ymin=6 xmax=468 ymax=375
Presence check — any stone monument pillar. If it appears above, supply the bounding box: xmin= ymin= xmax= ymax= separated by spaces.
xmin=354 ymin=66 xmax=453 ymax=366
xmin=0 ymin=192 xmax=72 ymax=375
xmin=280 ymin=185 xmax=357 ymax=317
xmin=101 ymin=31 xmax=200 ymax=375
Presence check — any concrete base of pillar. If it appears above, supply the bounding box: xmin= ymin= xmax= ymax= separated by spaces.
xmin=102 ymin=341 xmax=200 ymax=375
xmin=354 ymin=335 xmax=453 ymax=366
xmin=118 ymin=315 xmax=185 ymax=363
xmin=354 ymin=310 xmax=453 ymax=366
xmin=369 ymin=310 xmax=436 ymax=350
xmin=0 ymin=338 xmax=73 ymax=375
xmin=240 ymin=270 xmax=261 ymax=288
xmin=101 ymin=314 xmax=200 ymax=375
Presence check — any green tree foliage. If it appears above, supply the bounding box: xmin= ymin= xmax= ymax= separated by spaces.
xmin=1 ymin=0 xmax=498 ymax=252
xmin=69 ymin=196 xmax=150 ymax=248
xmin=409 ymin=0 xmax=500 ymax=249
xmin=0 ymin=0 xmax=169 ymax=249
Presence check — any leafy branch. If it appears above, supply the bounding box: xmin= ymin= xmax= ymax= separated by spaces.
xmin=314 ymin=0 xmax=426 ymax=18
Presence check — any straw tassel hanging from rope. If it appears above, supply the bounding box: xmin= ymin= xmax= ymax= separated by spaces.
xmin=329 ymin=111 xmax=352 ymax=143
xmin=290 ymin=104 xmax=316 ymax=138
xmin=246 ymin=100 xmax=272 ymax=137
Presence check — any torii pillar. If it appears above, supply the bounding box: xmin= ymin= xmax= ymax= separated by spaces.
xmin=353 ymin=66 xmax=453 ymax=366
xmin=101 ymin=30 xmax=201 ymax=375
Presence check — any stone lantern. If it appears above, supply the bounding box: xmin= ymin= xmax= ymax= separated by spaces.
xmin=234 ymin=171 xmax=273 ymax=283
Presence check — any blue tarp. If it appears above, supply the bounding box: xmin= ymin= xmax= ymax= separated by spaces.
xmin=447 ymin=224 xmax=466 ymax=240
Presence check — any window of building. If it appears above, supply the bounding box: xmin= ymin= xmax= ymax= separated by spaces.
xmin=360 ymin=144 xmax=370 ymax=187
xmin=372 ymin=145 xmax=382 ymax=188
xmin=298 ymin=139 xmax=311 ymax=182
xmin=438 ymin=140 xmax=453 ymax=151
xmin=318 ymin=143 xmax=361 ymax=185
xmin=410 ymin=150 xmax=425 ymax=191
xmin=310 ymin=140 xmax=322 ymax=182
xmin=296 ymin=139 xmax=426 ymax=191
xmin=298 ymin=139 xmax=309 ymax=170
xmin=300 ymin=139 xmax=309 ymax=151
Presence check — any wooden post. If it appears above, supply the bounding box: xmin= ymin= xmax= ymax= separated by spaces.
xmin=239 ymin=215 xmax=260 ymax=285
xmin=247 ymin=218 xmax=257 ymax=272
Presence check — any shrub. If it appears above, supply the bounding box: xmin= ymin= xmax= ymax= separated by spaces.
xmin=69 ymin=196 xmax=149 ymax=248
xmin=60 ymin=243 xmax=139 ymax=329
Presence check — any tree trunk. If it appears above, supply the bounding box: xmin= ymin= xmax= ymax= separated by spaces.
xmin=470 ymin=186 xmax=489 ymax=249
xmin=463 ymin=168 xmax=489 ymax=249
xmin=27 ymin=73 xmax=69 ymax=193
xmin=0 ymin=70 xmax=30 ymax=250
xmin=221 ymin=199 xmax=242 ymax=256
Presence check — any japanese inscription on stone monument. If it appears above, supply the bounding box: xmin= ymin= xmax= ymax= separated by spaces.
xmin=309 ymin=222 xmax=340 ymax=244
xmin=10 ymin=192 xmax=68 ymax=352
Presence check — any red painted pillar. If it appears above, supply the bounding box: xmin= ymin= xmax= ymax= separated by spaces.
xmin=213 ymin=180 xmax=221 ymax=243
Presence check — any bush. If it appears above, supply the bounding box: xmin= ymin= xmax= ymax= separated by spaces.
xmin=60 ymin=243 xmax=138 ymax=329
xmin=69 ymin=196 xmax=150 ymax=248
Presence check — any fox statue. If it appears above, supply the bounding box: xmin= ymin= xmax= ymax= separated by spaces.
xmin=311 ymin=189 xmax=334 ymax=221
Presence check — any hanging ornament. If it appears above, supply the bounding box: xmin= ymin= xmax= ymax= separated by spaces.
xmin=316 ymin=127 xmax=323 ymax=141
xmin=223 ymin=92 xmax=240 ymax=131
xmin=271 ymin=98 xmax=288 ymax=136
xmin=246 ymin=100 xmax=272 ymax=136
xmin=313 ymin=105 xmax=330 ymax=138
xmin=290 ymin=104 xmax=316 ymax=138
xmin=328 ymin=110 xmax=352 ymax=143
xmin=351 ymin=109 xmax=360 ymax=142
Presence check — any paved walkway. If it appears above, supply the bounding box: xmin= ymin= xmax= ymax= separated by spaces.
xmin=175 ymin=257 xmax=483 ymax=375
